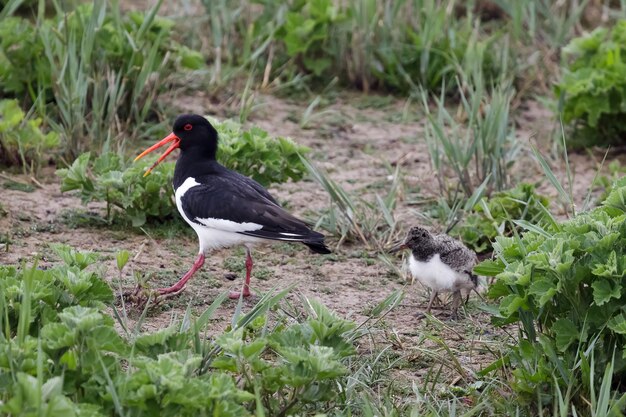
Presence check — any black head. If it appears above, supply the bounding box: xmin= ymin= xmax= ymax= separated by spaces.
xmin=134 ymin=114 xmax=219 ymax=176
xmin=172 ymin=114 xmax=219 ymax=155
xmin=388 ymin=226 xmax=433 ymax=254
xmin=404 ymin=226 xmax=433 ymax=248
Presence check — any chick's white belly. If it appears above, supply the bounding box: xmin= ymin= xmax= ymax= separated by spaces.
xmin=409 ymin=254 xmax=465 ymax=291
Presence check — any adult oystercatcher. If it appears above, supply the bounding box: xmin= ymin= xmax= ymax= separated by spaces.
xmin=389 ymin=226 xmax=478 ymax=319
xmin=135 ymin=114 xmax=330 ymax=299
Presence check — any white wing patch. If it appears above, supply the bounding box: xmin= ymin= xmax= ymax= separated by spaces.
xmin=196 ymin=217 xmax=263 ymax=232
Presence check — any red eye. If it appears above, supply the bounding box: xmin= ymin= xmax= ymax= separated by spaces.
xmin=184 ymin=124 xmax=193 ymax=131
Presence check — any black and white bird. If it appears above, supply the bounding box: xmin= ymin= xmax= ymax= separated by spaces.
xmin=135 ymin=114 xmax=330 ymax=299
xmin=389 ymin=226 xmax=478 ymax=319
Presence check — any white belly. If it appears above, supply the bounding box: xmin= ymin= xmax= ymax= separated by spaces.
xmin=408 ymin=254 xmax=470 ymax=292
xmin=175 ymin=177 xmax=264 ymax=253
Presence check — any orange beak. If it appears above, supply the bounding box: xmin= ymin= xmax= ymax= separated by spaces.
xmin=134 ymin=132 xmax=180 ymax=177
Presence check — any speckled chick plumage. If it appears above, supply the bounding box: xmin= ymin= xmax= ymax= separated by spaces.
xmin=404 ymin=226 xmax=478 ymax=289
xmin=400 ymin=226 xmax=478 ymax=318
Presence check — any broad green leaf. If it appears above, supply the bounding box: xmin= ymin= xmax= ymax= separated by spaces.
xmin=529 ymin=278 xmax=558 ymax=307
xmin=592 ymin=251 xmax=620 ymax=278
xmin=553 ymin=318 xmax=579 ymax=352
xmin=501 ymin=294 xmax=529 ymax=317
xmin=608 ymin=314 xmax=626 ymax=334
xmin=592 ymin=279 xmax=622 ymax=306
xmin=473 ymin=259 xmax=504 ymax=276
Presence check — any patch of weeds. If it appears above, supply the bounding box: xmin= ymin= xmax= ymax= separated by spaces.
xmin=208 ymin=117 xmax=311 ymax=186
xmin=420 ymin=75 xmax=519 ymax=202
xmin=3 ymin=249 xmax=411 ymax=416
xmin=202 ymin=0 xmax=505 ymax=95
xmin=556 ymin=20 xmax=626 ymax=147
xmin=30 ymin=221 xmax=59 ymax=234
xmin=476 ymin=177 xmax=626 ymax=411
xmin=352 ymin=95 xmax=395 ymax=110
xmin=303 ymin=157 xmax=403 ymax=249
xmin=57 ymin=152 xmax=177 ymax=227
xmin=58 ymin=209 xmax=114 ymax=229
xmin=310 ymin=253 xmax=341 ymax=266
xmin=0 ymin=100 xmax=58 ymax=175
xmin=0 ymin=2 xmax=205 ymax=158
xmin=2 ymin=179 xmax=35 ymax=192
xmin=450 ymin=183 xmax=551 ymax=253
xmin=253 ymin=266 xmax=272 ymax=281
xmin=222 ymin=256 xmax=245 ymax=273
xmin=275 ymin=242 xmax=299 ymax=257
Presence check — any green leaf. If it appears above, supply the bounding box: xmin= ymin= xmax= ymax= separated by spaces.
xmin=473 ymin=259 xmax=504 ymax=276
xmin=553 ymin=318 xmax=579 ymax=352
xmin=608 ymin=313 xmax=626 ymax=334
xmin=500 ymin=294 xmax=529 ymax=317
xmin=116 ymin=250 xmax=130 ymax=271
xmin=592 ymin=250 xmax=620 ymax=278
xmin=529 ymin=278 xmax=558 ymax=307
xmin=592 ymin=279 xmax=622 ymax=306
xmin=41 ymin=323 xmax=76 ymax=349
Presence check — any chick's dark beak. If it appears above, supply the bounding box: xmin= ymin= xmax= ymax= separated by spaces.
xmin=387 ymin=241 xmax=408 ymax=254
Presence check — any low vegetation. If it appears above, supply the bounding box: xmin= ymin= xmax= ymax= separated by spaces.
xmin=0 ymin=0 xmax=204 ymax=162
xmin=0 ymin=99 xmax=58 ymax=175
xmin=201 ymin=0 xmax=505 ymax=93
xmin=0 ymin=245 xmax=403 ymax=416
xmin=556 ymin=20 xmax=626 ymax=147
xmin=451 ymin=183 xmax=550 ymax=254
xmin=476 ymin=179 xmax=626 ymax=413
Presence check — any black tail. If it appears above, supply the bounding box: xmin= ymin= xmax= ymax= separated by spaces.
xmin=304 ymin=241 xmax=332 ymax=254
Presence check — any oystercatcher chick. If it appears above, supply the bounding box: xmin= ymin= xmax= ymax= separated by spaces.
xmin=134 ymin=114 xmax=331 ymax=299
xmin=389 ymin=226 xmax=478 ymax=319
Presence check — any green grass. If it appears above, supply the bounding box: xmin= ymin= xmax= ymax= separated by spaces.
xmin=0 ymin=0 xmax=204 ymax=168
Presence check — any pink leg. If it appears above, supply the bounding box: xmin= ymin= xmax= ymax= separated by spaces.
xmin=157 ymin=253 xmax=205 ymax=296
xmin=229 ymin=248 xmax=253 ymax=299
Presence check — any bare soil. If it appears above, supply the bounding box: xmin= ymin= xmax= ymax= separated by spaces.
xmin=0 ymin=91 xmax=615 ymax=391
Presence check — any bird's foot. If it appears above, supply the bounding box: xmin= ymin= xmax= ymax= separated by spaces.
xmin=120 ymin=283 xmax=187 ymax=308
xmin=228 ymin=289 xmax=252 ymax=300
xmin=156 ymin=284 xmax=187 ymax=298
xmin=120 ymin=285 xmax=158 ymax=308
